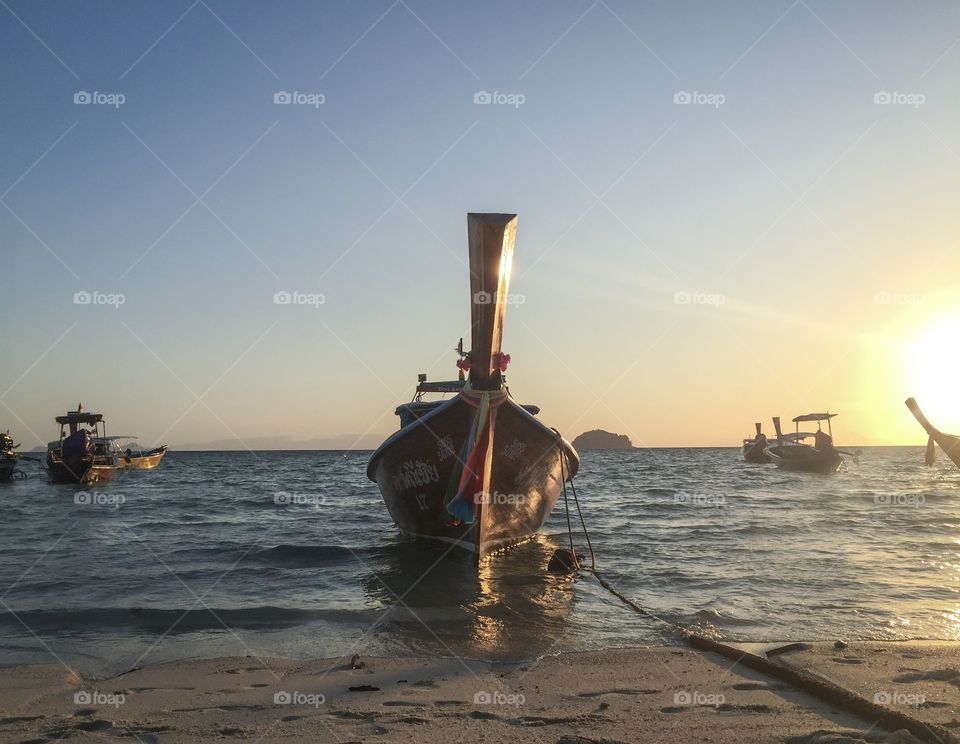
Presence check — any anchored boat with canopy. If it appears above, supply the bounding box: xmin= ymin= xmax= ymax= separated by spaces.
xmin=46 ymin=405 xmax=118 ymax=484
xmin=765 ymin=413 xmax=845 ymax=473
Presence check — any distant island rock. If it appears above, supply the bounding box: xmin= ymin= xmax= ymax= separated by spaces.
xmin=572 ymin=430 xmax=634 ymax=450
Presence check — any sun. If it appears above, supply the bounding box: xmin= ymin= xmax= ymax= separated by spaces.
xmin=905 ymin=312 xmax=960 ymax=426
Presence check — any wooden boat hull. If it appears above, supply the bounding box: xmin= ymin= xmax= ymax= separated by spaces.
xmin=367 ymin=397 xmax=579 ymax=556
xmin=905 ymin=397 xmax=960 ymax=469
xmin=741 ymin=440 xmax=771 ymax=464
xmin=765 ymin=444 xmax=842 ymax=473
xmin=117 ymin=446 xmax=167 ymax=471
xmin=0 ymin=458 xmax=15 ymax=482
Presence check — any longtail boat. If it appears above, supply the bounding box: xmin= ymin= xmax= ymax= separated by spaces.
xmin=46 ymin=405 xmax=117 ymax=484
xmin=367 ymin=213 xmax=579 ymax=560
xmin=765 ymin=413 xmax=844 ymax=473
xmin=741 ymin=423 xmax=771 ymax=463
xmin=905 ymin=397 xmax=960 ymax=469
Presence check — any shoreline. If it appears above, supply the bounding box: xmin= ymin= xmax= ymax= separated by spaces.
xmin=2 ymin=642 xmax=957 ymax=743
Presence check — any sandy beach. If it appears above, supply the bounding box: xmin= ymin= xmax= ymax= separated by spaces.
xmin=1 ymin=642 xmax=956 ymax=743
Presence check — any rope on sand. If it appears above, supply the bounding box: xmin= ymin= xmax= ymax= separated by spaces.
xmin=551 ymin=434 xmax=959 ymax=744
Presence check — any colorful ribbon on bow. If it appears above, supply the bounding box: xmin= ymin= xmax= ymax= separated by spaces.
xmin=445 ymin=383 xmax=509 ymax=523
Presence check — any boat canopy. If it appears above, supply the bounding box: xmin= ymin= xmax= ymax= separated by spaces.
xmin=792 ymin=413 xmax=837 ymax=423
xmin=55 ymin=412 xmax=103 ymax=425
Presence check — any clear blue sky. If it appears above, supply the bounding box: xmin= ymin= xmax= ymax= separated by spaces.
xmin=3 ymin=0 xmax=960 ymax=449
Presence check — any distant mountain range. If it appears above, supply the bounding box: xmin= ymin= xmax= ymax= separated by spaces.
xmin=171 ymin=434 xmax=388 ymax=451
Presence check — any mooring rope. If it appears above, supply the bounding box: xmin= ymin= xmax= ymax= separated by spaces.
xmin=550 ymin=432 xmax=958 ymax=744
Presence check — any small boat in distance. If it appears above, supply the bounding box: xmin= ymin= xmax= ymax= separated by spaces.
xmin=367 ymin=213 xmax=580 ymax=562
xmin=0 ymin=431 xmax=19 ymax=482
xmin=765 ymin=413 xmax=844 ymax=473
xmin=741 ymin=423 xmax=771 ymax=463
xmin=905 ymin=397 xmax=960 ymax=469
xmin=105 ymin=437 xmax=169 ymax=471
xmin=46 ymin=405 xmax=117 ymax=484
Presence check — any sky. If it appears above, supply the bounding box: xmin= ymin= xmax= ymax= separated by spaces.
xmin=2 ymin=0 xmax=960 ymax=449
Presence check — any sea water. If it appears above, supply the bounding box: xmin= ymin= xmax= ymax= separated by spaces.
xmin=0 ymin=448 xmax=956 ymax=676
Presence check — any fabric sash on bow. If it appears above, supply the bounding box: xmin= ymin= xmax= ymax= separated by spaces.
xmin=445 ymin=384 xmax=509 ymax=523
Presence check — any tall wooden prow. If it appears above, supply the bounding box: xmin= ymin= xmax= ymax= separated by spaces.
xmin=467 ymin=213 xmax=516 ymax=391
xmin=905 ymin=397 xmax=960 ymax=469
xmin=465 ymin=213 xmax=517 ymax=564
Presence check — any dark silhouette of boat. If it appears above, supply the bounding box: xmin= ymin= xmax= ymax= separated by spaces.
xmin=905 ymin=397 xmax=960 ymax=469
xmin=741 ymin=423 xmax=771 ymax=463
xmin=0 ymin=430 xmax=18 ymax=482
xmin=46 ymin=405 xmax=117 ymax=484
xmin=367 ymin=213 xmax=579 ymax=560
xmin=765 ymin=413 xmax=844 ymax=473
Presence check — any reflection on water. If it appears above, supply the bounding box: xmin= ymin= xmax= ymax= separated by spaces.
xmin=361 ymin=535 xmax=575 ymax=660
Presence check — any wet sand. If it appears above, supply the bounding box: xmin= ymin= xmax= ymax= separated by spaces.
xmin=0 ymin=643 xmax=956 ymax=743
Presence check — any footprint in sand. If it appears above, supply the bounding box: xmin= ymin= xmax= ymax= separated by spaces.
xmin=893 ymin=669 xmax=960 ymax=688
xmin=468 ymin=710 xmax=501 ymax=720
xmin=382 ymin=701 xmax=427 ymax=707
xmin=0 ymin=715 xmax=44 ymax=725
xmin=410 ymin=679 xmax=439 ymax=689
xmin=577 ymin=688 xmax=660 ymax=698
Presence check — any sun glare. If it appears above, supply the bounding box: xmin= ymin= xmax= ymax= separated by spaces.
xmin=906 ymin=312 xmax=960 ymax=428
